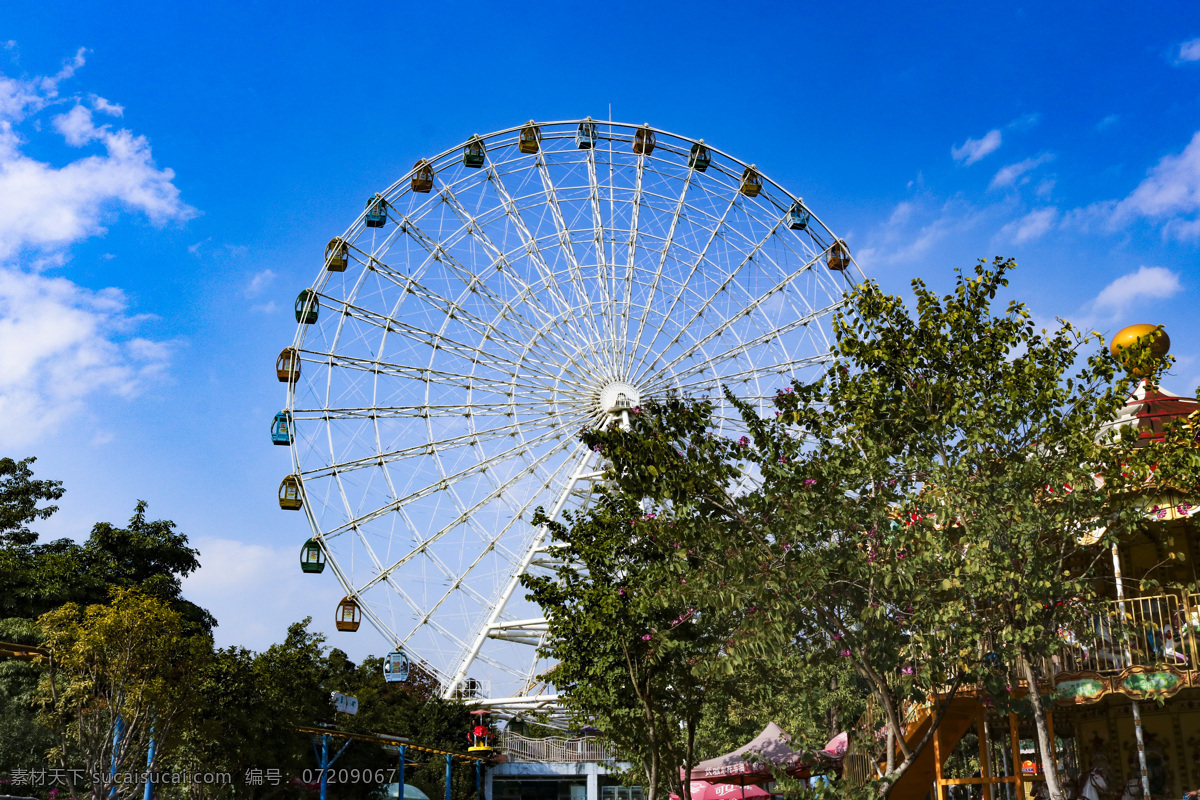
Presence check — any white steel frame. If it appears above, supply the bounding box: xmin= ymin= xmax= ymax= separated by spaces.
xmin=282 ymin=120 xmax=865 ymax=715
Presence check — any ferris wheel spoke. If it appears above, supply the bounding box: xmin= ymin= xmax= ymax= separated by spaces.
xmin=360 ymin=255 xmax=564 ymax=367
xmin=301 ymin=410 xmax=582 ymax=481
xmin=643 ymin=216 xmax=790 ymax=375
xmin=618 ymin=148 xmax=647 ymax=375
xmin=534 ymin=155 xmax=610 ymax=365
xmin=391 ymin=472 xmax=578 ymax=649
xmin=628 ymin=191 xmax=741 ymax=380
xmin=624 ymin=169 xmax=696 ymax=378
xmin=486 ymin=161 xmax=605 ymax=349
xmin=292 ymin=401 xmax=563 ymax=420
xmin=331 ymin=291 xmax=563 ymax=383
xmin=315 ymin=418 xmax=585 ymax=537
xmin=387 ymin=205 xmax=587 ymax=369
xmin=345 ymin=433 xmax=581 ymax=590
xmin=643 ymin=352 xmax=836 ymax=397
xmin=632 ymin=257 xmax=832 ymax=388
xmin=583 ymin=147 xmax=618 ymax=376
xmin=301 ymin=349 xmax=586 ymax=399
xmin=639 ymin=305 xmax=842 ymax=391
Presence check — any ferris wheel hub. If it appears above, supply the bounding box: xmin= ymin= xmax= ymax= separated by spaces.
xmin=598 ymin=381 xmax=641 ymax=414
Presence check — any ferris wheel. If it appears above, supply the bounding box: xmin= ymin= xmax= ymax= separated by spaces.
xmin=272 ymin=119 xmax=864 ymax=712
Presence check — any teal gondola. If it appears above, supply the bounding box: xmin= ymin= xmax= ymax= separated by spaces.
xmin=271 ymin=411 xmax=293 ymax=445
xmin=365 ymin=193 xmax=387 ymax=227
xmin=688 ymin=141 xmax=711 ymax=172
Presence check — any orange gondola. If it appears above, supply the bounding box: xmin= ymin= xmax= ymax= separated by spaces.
xmin=336 ymin=596 xmax=361 ymax=632
xmin=276 ymin=347 xmax=301 ymax=383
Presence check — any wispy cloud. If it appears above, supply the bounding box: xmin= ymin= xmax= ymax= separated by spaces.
xmin=999 ymin=207 xmax=1059 ymax=244
xmin=0 ymin=269 xmax=172 ymax=447
xmin=1178 ymin=38 xmax=1200 ymax=63
xmin=1092 ymin=266 xmax=1182 ymax=316
xmin=1096 ymin=114 xmax=1119 ymax=131
xmin=990 ymin=154 xmax=1055 ymax=190
xmin=854 ymin=198 xmax=1001 ymax=269
xmin=0 ymin=48 xmax=186 ymax=447
xmin=952 ymin=129 xmax=1002 ymax=165
xmin=0 ymin=71 xmax=195 ymax=258
xmin=1110 ymin=130 xmax=1200 ymax=238
xmin=89 ymin=95 xmax=123 ymax=117
xmin=246 ymin=269 xmax=276 ymax=297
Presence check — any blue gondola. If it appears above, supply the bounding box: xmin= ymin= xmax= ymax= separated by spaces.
xmin=576 ymin=118 xmax=598 ymax=149
xmin=295 ymin=289 xmax=318 ymax=324
xmin=365 ymin=193 xmax=387 ymax=227
xmin=271 ymin=411 xmax=293 ymax=445
xmin=688 ymin=141 xmax=711 ymax=172
xmin=787 ymin=201 xmax=811 ymax=231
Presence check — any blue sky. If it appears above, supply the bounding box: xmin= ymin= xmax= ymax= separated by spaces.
xmin=2 ymin=1 xmax=1200 ymax=663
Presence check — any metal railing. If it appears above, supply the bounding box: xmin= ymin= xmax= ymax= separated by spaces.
xmin=497 ymin=731 xmax=612 ymax=762
xmin=1055 ymin=592 xmax=1196 ymax=675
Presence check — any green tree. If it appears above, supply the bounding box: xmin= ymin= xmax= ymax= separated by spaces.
xmin=37 ymin=587 xmax=211 ymax=800
xmin=522 ymin=399 xmax=761 ymax=800
xmin=0 ymin=456 xmax=64 ymax=548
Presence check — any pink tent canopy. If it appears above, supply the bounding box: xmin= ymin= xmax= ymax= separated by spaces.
xmin=686 ymin=723 xmax=848 ymax=785
xmin=670 ymin=782 xmax=772 ymax=800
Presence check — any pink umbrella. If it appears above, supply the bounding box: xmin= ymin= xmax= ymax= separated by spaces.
xmin=671 ymin=783 xmax=772 ymax=800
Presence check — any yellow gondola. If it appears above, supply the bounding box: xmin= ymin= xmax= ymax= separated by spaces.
xmin=279 ymin=475 xmax=303 ymax=510
xmin=739 ymin=165 xmax=763 ymax=198
xmin=519 ymin=122 xmax=540 ymax=154
xmin=325 ymin=237 xmax=349 ymax=272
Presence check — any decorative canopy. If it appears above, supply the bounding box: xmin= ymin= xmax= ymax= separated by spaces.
xmin=687 ymin=723 xmax=847 ymax=785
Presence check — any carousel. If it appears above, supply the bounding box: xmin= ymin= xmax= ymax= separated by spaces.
xmin=883 ymin=325 xmax=1200 ymax=800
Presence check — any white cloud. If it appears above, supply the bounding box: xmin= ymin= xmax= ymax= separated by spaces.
xmin=855 ymin=198 xmax=998 ymax=269
xmin=990 ymin=154 xmax=1055 ymax=190
xmin=90 ymin=95 xmax=123 ymax=117
xmin=0 ymin=50 xmax=189 ymax=447
xmin=251 ymin=301 xmax=278 ymax=314
xmin=0 ymin=268 xmax=171 ymax=447
xmin=1179 ymin=38 xmax=1200 ymax=62
xmin=999 ymin=207 xmax=1059 ymax=244
xmin=1092 ymin=266 xmax=1182 ymax=315
xmin=0 ymin=53 xmax=194 ymax=259
xmin=182 ymin=537 xmax=346 ymax=650
xmin=952 ymin=129 xmax=1002 ymax=165
xmin=247 ymin=269 xmax=277 ymax=297
xmin=1097 ymin=114 xmax=1119 ymax=131
xmin=1111 ymin=130 xmax=1200 ymax=238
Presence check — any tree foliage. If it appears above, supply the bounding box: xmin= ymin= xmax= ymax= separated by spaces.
xmin=538 ymin=258 xmax=1200 ymax=800
xmin=37 ymin=588 xmax=211 ymax=800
